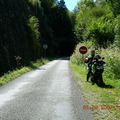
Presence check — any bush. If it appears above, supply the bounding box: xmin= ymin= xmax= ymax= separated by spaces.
xmin=85 ymin=17 xmax=114 ymax=48
xmin=114 ymin=15 xmax=120 ymax=48
xmin=101 ymin=48 xmax=120 ymax=79
xmin=71 ymin=41 xmax=120 ymax=80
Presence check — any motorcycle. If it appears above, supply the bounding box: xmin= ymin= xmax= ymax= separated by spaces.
xmin=88 ymin=56 xmax=106 ymax=86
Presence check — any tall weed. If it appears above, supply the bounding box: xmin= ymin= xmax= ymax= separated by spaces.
xmin=101 ymin=48 xmax=120 ymax=79
xmin=71 ymin=41 xmax=120 ymax=79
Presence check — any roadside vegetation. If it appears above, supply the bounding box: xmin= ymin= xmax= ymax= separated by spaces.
xmin=0 ymin=59 xmax=48 ymax=86
xmin=70 ymin=0 xmax=120 ymax=119
xmin=0 ymin=0 xmax=75 ymax=85
xmin=70 ymin=62 xmax=120 ymax=120
xmin=0 ymin=0 xmax=75 ymax=75
xmin=70 ymin=42 xmax=120 ymax=120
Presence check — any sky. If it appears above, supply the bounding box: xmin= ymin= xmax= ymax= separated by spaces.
xmin=64 ymin=0 xmax=80 ymax=11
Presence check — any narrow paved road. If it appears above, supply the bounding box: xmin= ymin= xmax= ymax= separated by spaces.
xmin=0 ymin=59 xmax=94 ymax=120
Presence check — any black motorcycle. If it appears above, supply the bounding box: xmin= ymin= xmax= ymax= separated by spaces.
xmin=88 ymin=56 xmax=105 ymax=86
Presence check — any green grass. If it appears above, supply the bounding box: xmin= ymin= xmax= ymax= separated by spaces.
xmin=70 ymin=62 xmax=120 ymax=120
xmin=0 ymin=58 xmax=48 ymax=86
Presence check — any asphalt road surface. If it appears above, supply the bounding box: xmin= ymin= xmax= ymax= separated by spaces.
xmin=0 ymin=59 xmax=94 ymax=120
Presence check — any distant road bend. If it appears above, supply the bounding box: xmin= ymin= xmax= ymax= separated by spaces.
xmin=0 ymin=59 xmax=94 ymax=120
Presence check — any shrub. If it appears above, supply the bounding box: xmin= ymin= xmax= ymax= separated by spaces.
xmin=114 ymin=15 xmax=120 ymax=48
xmin=101 ymin=48 xmax=120 ymax=79
xmin=71 ymin=41 xmax=120 ymax=80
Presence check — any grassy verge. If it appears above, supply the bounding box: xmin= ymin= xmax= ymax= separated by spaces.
xmin=70 ymin=62 xmax=120 ymax=120
xmin=0 ymin=58 xmax=48 ymax=86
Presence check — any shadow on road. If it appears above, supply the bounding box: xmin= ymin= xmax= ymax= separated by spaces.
xmin=58 ymin=57 xmax=70 ymax=60
xmin=29 ymin=57 xmax=70 ymax=71
xmin=29 ymin=63 xmax=46 ymax=71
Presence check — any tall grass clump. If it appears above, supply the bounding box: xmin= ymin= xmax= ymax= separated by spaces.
xmin=0 ymin=59 xmax=48 ymax=86
xmin=101 ymin=48 xmax=120 ymax=79
xmin=70 ymin=41 xmax=120 ymax=80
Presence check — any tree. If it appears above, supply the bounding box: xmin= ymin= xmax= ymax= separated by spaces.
xmin=0 ymin=0 xmax=75 ymax=75
xmin=74 ymin=0 xmax=95 ymax=42
xmin=50 ymin=0 xmax=75 ymax=56
xmin=27 ymin=16 xmax=40 ymax=59
xmin=107 ymin=0 xmax=120 ymax=16
xmin=74 ymin=0 xmax=116 ymax=48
